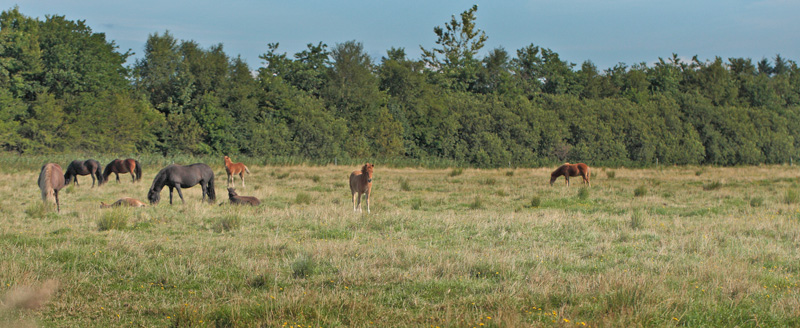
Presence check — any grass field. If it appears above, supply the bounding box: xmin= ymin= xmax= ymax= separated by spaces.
xmin=1 ymin=161 xmax=800 ymax=327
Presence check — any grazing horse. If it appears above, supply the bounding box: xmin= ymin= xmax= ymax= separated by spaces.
xmin=225 ymin=188 xmax=260 ymax=206
xmin=38 ymin=163 xmax=66 ymax=212
xmin=550 ymin=162 xmax=591 ymax=187
xmin=147 ymin=163 xmax=216 ymax=205
xmin=102 ymin=158 xmax=142 ymax=184
xmin=64 ymin=159 xmax=103 ymax=187
xmin=100 ymin=198 xmax=147 ymax=208
xmin=223 ymin=156 xmax=250 ymax=188
xmin=349 ymin=163 xmax=374 ymax=213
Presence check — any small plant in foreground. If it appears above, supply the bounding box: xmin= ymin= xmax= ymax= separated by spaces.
xmin=577 ymin=187 xmax=589 ymax=200
xmin=634 ymin=185 xmax=648 ymax=197
xmin=98 ymin=210 xmax=128 ymax=231
xmin=785 ymin=190 xmax=799 ymax=205
xmin=468 ymin=196 xmax=484 ymax=210
xmin=294 ymin=192 xmax=312 ymax=205
xmin=606 ymin=170 xmax=616 ymax=179
xmin=703 ymin=181 xmax=723 ymax=191
xmin=213 ymin=216 xmax=241 ymax=233
xmin=505 ymin=171 xmax=514 ymax=177
xmin=530 ymin=196 xmax=541 ymax=208
xmin=399 ymin=178 xmax=411 ymax=191
xmin=449 ymin=168 xmax=463 ymax=177
xmin=292 ymin=254 xmax=317 ymax=278
xmin=749 ymin=197 xmax=764 ymax=207
xmin=630 ymin=211 xmax=644 ymax=229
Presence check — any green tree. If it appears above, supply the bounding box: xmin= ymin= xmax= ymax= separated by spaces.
xmin=420 ymin=5 xmax=487 ymax=91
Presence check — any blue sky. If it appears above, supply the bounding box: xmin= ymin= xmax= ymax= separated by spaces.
xmin=11 ymin=1 xmax=800 ymax=70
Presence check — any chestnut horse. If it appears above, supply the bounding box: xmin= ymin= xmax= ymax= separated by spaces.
xmin=100 ymin=198 xmax=147 ymax=208
xmin=38 ymin=163 xmax=66 ymax=212
xmin=64 ymin=159 xmax=103 ymax=187
xmin=102 ymin=158 xmax=142 ymax=184
xmin=550 ymin=162 xmax=591 ymax=187
xmin=349 ymin=163 xmax=374 ymax=213
xmin=223 ymin=156 xmax=250 ymax=188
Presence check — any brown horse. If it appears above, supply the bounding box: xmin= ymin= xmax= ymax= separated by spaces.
xmin=225 ymin=188 xmax=260 ymax=206
xmin=100 ymin=198 xmax=147 ymax=208
xmin=550 ymin=163 xmax=591 ymax=187
xmin=38 ymin=163 xmax=66 ymax=212
xmin=223 ymin=156 xmax=250 ymax=188
xmin=349 ymin=163 xmax=374 ymax=213
xmin=102 ymin=158 xmax=142 ymax=184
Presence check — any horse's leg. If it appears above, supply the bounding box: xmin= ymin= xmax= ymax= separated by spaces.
xmin=365 ymin=190 xmax=370 ymax=214
xmin=356 ymin=192 xmax=363 ymax=212
xmin=228 ymin=173 xmax=233 ymax=188
xmin=168 ymin=186 xmax=174 ymax=204
xmin=54 ymin=189 xmax=60 ymax=213
xmin=352 ymin=191 xmax=358 ymax=212
xmin=91 ymin=173 xmax=96 ymax=188
xmin=175 ymin=186 xmax=185 ymax=204
xmin=115 ymin=173 xmax=120 ymax=183
xmin=74 ymin=177 xmax=79 ymax=187
xmin=130 ymin=171 xmax=136 ymax=183
xmin=240 ymin=172 xmax=245 ymax=188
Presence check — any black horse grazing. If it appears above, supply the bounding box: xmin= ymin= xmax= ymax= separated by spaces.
xmin=64 ymin=159 xmax=104 ymax=187
xmin=147 ymin=164 xmax=216 ymax=205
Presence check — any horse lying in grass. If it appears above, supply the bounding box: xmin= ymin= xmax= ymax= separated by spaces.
xmin=148 ymin=163 xmax=216 ymax=205
xmin=64 ymin=159 xmax=103 ymax=187
xmin=100 ymin=198 xmax=147 ymax=208
xmin=103 ymin=158 xmax=142 ymax=184
xmin=224 ymin=156 xmax=250 ymax=188
xmin=349 ymin=163 xmax=374 ymax=213
xmin=38 ymin=163 xmax=66 ymax=212
xmin=224 ymin=188 xmax=260 ymax=206
xmin=550 ymin=162 xmax=591 ymax=187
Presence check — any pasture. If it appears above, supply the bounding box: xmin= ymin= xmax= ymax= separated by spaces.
xmin=1 ymin=162 xmax=800 ymax=327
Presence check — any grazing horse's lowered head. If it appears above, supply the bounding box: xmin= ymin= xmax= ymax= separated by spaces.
xmin=550 ymin=162 xmax=591 ymax=187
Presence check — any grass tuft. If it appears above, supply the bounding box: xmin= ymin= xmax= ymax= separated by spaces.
xmin=606 ymin=170 xmax=616 ymax=179
xmin=97 ymin=210 xmax=128 ymax=231
xmin=577 ymin=187 xmax=590 ymax=200
xmin=703 ymin=181 xmax=723 ymax=190
xmin=212 ymin=216 xmax=241 ymax=233
xmin=634 ymin=185 xmax=648 ymax=197
xmin=291 ymin=254 xmax=317 ymax=278
xmin=294 ymin=192 xmax=312 ymax=205
xmin=785 ymin=189 xmax=799 ymax=205
xmin=449 ymin=168 xmax=463 ymax=177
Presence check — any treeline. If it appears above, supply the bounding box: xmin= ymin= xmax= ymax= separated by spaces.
xmin=2 ymin=6 xmax=799 ymax=167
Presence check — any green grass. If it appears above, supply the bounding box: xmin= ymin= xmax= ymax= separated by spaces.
xmin=3 ymin=162 xmax=800 ymax=327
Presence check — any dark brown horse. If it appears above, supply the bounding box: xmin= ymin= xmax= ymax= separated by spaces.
xmin=38 ymin=163 xmax=66 ymax=212
xmin=147 ymin=163 xmax=216 ymax=205
xmin=102 ymin=158 xmax=142 ymax=184
xmin=349 ymin=163 xmax=374 ymax=213
xmin=225 ymin=188 xmax=260 ymax=206
xmin=64 ymin=159 xmax=103 ymax=187
xmin=550 ymin=162 xmax=591 ymax=187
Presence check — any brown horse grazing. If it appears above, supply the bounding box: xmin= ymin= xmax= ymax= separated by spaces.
xmin=38 ymin=163 xmax=66 ymax=212
xmin=349 ymin=163 xmax=374 ymax=213
xmin=223 ymin=156 xmax=250 ymax=188
xmin=225 ymin=188 xmax=260 ymax=206
xmin=100 ymin=198 xmax=147 ymax=208
xmin=102 ymin=158 xmax=142 ymax=184
xmin=550 ymin=162 xmax=591 ymax=187
xmin=64 ymin=159 xmax=103 ymax=187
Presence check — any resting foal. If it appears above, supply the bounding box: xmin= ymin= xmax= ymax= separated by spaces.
xmin=226 ymin=188 xmax=260 ymax=206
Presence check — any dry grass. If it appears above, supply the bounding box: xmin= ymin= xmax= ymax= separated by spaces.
xmin=1 ymin=164 xmax=799 ymax=327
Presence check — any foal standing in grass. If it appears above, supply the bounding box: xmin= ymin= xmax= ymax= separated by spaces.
xmin=349 ymin=163 xmax=374 ymax=213
xmin=223 ymin=156 xmax=250 ymax=188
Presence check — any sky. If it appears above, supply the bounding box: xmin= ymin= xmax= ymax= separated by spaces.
xmin=10 ymin=0 xmax=800 ymax=70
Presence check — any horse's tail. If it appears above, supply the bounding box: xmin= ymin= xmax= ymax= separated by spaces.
xmin=207 ymin=175 xmax=216 ymax=202
xmin=244 ymin=165 xmax=250 ymax=174
xmin=38 ymin=164 xmax=54 ymax=201
xmin=134 ymin=160 xmax=142 ymax=182
xmin=95 ymin=165 xmax=105 ymax=185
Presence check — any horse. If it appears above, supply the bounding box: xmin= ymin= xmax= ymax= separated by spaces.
xmin=224 ymin=188 xmax=260 ymax=206
xmin=550 ymin=162 xmax=591 ymax=187
xmin=102 ymin=158 xmax=142 ymax=184
xmin=349 ymin=163 xmax=374 ymax=213
xmin=64 ymin=159 xmax=103 ymax=187
xmin=223 ymin=156 xmax=250 ymax=188
xmin=100 ymin=198 xmax=147 ymax=208
xmin=38 ymin=163 xmax=66 ymax=212
xmin=147 ymin=163 xmax=216 ymax=205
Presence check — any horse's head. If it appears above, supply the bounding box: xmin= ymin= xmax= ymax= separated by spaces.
xmin=228 ymin=187 xmax=237 ymax=198
xmin=147 ymin=188 xmax=160 ymax=204
xmin=224 ymin=156 xmax=231 ymax=163
xmin=362 ymin=163 xmax=374 ymax=183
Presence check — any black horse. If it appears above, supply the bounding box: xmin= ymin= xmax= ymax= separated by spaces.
xmin=147 ymin=163 xmax=216 ymax=205
xmin=64 ymin=159 xmax=104 ymax=187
